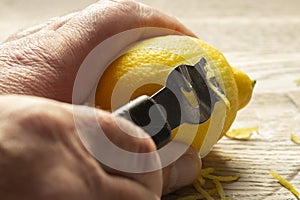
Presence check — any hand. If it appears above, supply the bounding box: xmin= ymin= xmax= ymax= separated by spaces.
xmin=0 ymin=0 xmax=195 ymax=103
xmin=0 ymin=0 xmax=201 ymax=198
xmin=0 ymin=95 xmax=201 ymax=199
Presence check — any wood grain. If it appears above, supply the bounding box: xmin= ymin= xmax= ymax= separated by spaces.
xmin=154 ymin=0 xmax=300 ymax=199
xmin=1 ymin=0 xmax=299 ymax=199
xmin=163 ymin=91 xmax=300 ymax=199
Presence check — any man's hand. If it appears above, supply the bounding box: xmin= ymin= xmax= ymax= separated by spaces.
xmin=0 ymin=0 xmax=201 ymax=198
xmin=0 ymin=95 xmax=201 ymax=199
xmin=0 ymin=0 xmax=195 ymax=102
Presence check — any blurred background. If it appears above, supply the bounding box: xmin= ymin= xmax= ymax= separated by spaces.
xmin=1 ymin=0 xmax=300 ymax=52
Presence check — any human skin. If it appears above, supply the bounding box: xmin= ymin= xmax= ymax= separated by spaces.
xmin=0 ymin=0 xmax=201 ymax=199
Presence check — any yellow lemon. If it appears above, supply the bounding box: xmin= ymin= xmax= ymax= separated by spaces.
xmin=95 ymin=35 xmax=254 ymax=155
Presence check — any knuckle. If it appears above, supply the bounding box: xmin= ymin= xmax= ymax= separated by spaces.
xmin=99 ymin=112 xmax=157 ymax=153
xmin=15 ymin=99 xmax=74 ymax=139
xmin=135 ymin=134 xmax=157 ymax=153
xmin=116 ymin=0 xmax=156 ymax=25
xmin=109 ymin=0 xmax=145 ymax=17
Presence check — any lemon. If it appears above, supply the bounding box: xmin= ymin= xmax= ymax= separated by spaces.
xmin=95 ymin=35 xmax=254 ymax=155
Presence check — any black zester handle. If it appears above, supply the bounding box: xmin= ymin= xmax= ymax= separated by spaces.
xmin=113 ymin=95 xmax=171 ymax=149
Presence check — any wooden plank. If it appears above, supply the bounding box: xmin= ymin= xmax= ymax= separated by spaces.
xmin=164 ymin=92 xmax=300 ymax=199
xmin=157 ymin=0 xmax=300 ymax=198
xmin=1 ymin=0 xmax=300 ymax=199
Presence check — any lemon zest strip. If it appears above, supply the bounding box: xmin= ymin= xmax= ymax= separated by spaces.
xmin=204 ymin=65 xmax=231 ymax=109
xmin=269 ymin=170 xmax=300 ymax=198
xmin=291 ymin=133 xmax=300 ymax=144
xmin=200 ymin=168 xmax=215 ymax=176
xmin=213 ymin=179 xmax=232 ymax=200
xmin=202 ymin=174 xmax=240 ymax=182
xmin=197 ymin=175 xmax=206 ymax=186
xmin=186 ymin=167 xmax=239 ymax=200
xmin=193 ymin=181 xmax=214 ymax=200
xmin=223 ymin=157 xmax=232 ymax=161
xmin=207 ymin=188 xmax=218 ymax=196
xmin=294 ymin=78 xmax=300 ymax=86
xmin=225 ymin=126 xmax=259 ymax=140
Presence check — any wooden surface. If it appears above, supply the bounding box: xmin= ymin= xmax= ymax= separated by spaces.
xmin=157 ymin=0 xmax=300 ymax=199
xmin=164 ymin=92 xmax=300 ymax=200
xmin=1 ymin=0 xmax=300 ymax=199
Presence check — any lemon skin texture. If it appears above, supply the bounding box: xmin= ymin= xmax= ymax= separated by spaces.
xmin=95 ymin=35 xmax=254 ymax=154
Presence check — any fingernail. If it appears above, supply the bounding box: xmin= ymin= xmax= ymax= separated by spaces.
xmin=168 ymin=153 xmax=201 ymax=192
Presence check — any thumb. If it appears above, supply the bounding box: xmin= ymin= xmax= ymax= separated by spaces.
xmin=72 ymin=105 xmax=163 ymax=196
xmin=162 ymin=143 xmax=202 ymax=194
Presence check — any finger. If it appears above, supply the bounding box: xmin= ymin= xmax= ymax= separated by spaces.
xmin=99 ymin=112 xmax=163 ymax=196
xmin=56 ymin=0 xmax=196 ymax=54
xmin=3 ymin=12 xmax=79 ymax=43
xmin=1 ymin=0 xmax=197 ymax=103
xmin=0 ymin=94 xmax=162 ymax=199
xmin=71 ymin=106 xmax=163 ymax=196
xmin=161 ymin=143 xmax=202 ymax=194
xmin=59 ymin=0 xmax=197 ymax=103
xmin=134 ymin=0 xmax=196 ymax=37
xmin=98 ymin=173 xmax=160 ymax=200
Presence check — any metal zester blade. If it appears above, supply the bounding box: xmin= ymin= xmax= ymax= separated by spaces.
xmin=113 ymin=57 xmax=222 ymax=148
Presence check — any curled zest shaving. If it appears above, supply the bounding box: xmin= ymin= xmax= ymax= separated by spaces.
xmin=291 ymin=133 xmax=300 ymax=144
xmin=294 ymin=78 xmax=300 ymax=86
xmin=179 ymin=167 xmax=240 ymax=200
xmin=225 ymin=126 xmax=259 ymax=140
xmin=269 ymin=170 xmax=300 ymax=198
